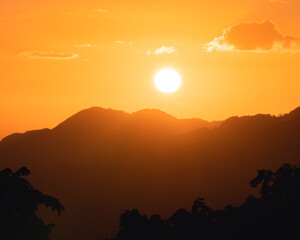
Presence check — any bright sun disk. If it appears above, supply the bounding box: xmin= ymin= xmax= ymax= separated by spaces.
xmin=154 ymin=69 xmax=181 ymax=93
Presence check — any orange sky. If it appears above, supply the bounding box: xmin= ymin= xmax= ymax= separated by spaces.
xmin=1 ymin=0 xmax=300 ymax=139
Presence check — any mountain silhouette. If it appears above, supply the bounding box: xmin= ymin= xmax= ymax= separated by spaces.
xmin=0 ymin=107 xmax=299 ymax=240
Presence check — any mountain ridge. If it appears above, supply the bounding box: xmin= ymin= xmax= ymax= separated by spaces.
xmin=0 ymin=107 xmax=219 ymax=144
xmin=0 ymin=107 xmax=299 ymax=240
xmin=4 ymin=106 xmax=300 ymax=144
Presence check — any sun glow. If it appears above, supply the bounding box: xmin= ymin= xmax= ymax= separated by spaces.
xmin=154 ymin=69 xmax=182 ymax=93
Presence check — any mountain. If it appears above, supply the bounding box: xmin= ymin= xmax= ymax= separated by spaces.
xmin=0 ymin=107 xmax=299 ymax=240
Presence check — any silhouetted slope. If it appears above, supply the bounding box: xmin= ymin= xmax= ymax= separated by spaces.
xmin=0 ymin=107 xmax=217 ymax=170
xmin=54 ymin=107 xmax=129 ymax=134
xmin=171 ymin=108 xmax=300 ymax=203
xmin=52 ymin=107 xmax=216 ymax=140
xmin=0 ymin=107 xmax=299 ymax=240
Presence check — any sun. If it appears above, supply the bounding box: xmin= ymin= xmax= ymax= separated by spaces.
xmin=154 ymin=69 xmax=182 ymax=93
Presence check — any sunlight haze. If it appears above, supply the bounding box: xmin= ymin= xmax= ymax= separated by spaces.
xmin=1 ymin=0 xmax=299 ymax=138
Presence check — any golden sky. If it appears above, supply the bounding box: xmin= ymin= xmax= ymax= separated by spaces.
xmin=1 ymin=0 xmax=300 ymax=139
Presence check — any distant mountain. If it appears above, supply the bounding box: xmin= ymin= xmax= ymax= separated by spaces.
xmin=1 ymin=107 xmax=217 ymax=144
xmin=0 ymin=107 xmax=299 ymax=240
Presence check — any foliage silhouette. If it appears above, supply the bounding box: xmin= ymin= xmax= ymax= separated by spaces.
xmin=0 ymin=167 xmax=64 ymax=240
xmin=109 ymin=164 xmax=300 ymax=240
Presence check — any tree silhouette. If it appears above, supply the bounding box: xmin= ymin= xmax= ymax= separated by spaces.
xmin=191 ymin=197 xmax=213 ymax=215
xmin=109 ymin=163 xmax=300 ymax=240
xmin=0 ymin=167 xmax=64 ymax=240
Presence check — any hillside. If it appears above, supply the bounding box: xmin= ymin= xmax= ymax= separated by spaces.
xmin=0 ymin=107 xmax=299 ymax=240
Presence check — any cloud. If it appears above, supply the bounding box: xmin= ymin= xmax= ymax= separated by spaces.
xmin=113 ymin=41 xmax=133 ymax=45
xmin=20 ymin=51 xmax=79 ymax=60
xmin=147 ymin=46 xmax=176 ymax=55
xmin=205 ymin=20 xmax=300 ymax=52
xmin=94 ymin=9 xmax=109 ymax=13
xmin=76 ymin=43 xmax=92 ymax=47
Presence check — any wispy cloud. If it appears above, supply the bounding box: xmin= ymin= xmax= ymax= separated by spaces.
xmin=75 ymin=43 xmax=93 ymax=47
xmin=94 ymin=9 xmax=109 ymax=13
xmin=204 ymin=20 xmax=300 ymax=53
xmin=147 ymin=46 xmax=176 ymax=55
xmin=20 ymin=51 xmax=79 ymax=60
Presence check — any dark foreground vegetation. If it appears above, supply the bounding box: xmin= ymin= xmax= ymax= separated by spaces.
xmin=0 ymin=167 xmax=64 ymax=240
xmin=109 ymin=164 xmax=300 ymax=240
xmin=2 ymin=163 xmax=300 ymax=240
